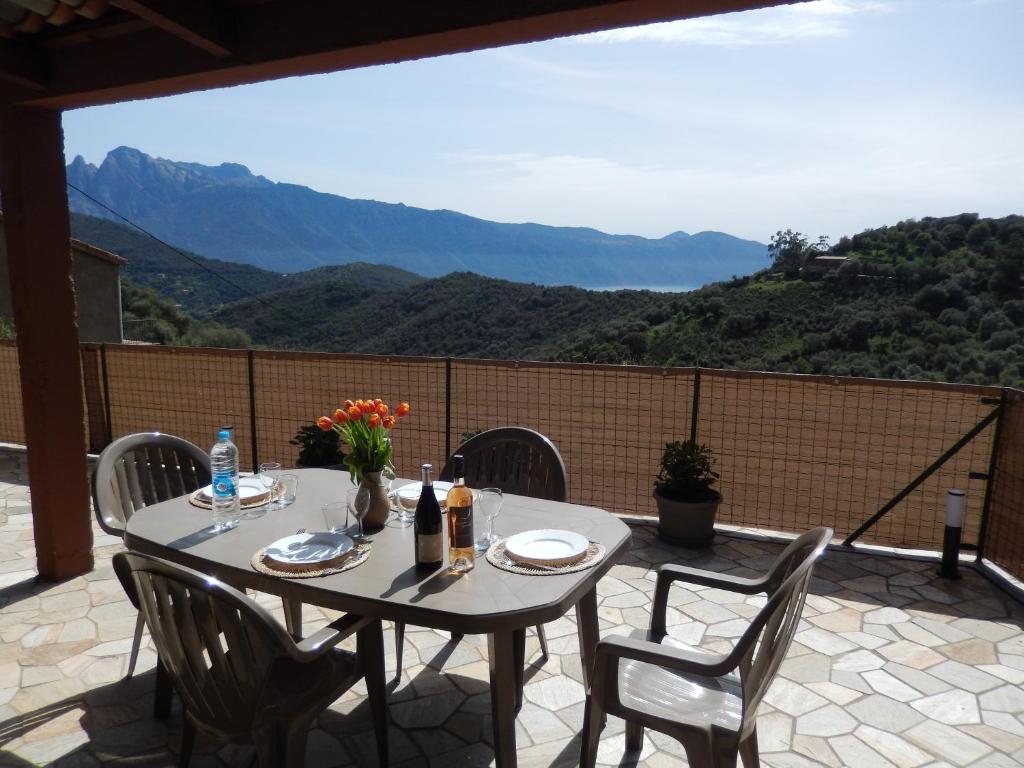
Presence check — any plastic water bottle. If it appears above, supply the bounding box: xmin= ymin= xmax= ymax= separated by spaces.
xmin=210 ymin=430 xmax=240 ymax=530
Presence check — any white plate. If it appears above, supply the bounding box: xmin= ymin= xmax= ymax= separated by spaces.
xmin=505 ymin=529 xmax=588 ymax=564
xmin=394 ymin=481 xmax=453 ymax=506
xmin=198 ymin=476 xmax=268 ymax=503
xmin=264 ymin=531 xmax=354 ymax=566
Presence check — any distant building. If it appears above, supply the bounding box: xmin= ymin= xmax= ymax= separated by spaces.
xmin=802 ymin=254 xmax=848 ymax=276
xmin=0 ymin=215 xmax=126 ymax=343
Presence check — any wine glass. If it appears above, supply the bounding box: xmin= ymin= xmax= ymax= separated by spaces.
xmin=347 ymin=486 xmax=370 ymax=540
xmin=475 ymin=487 xmax=503 ymax=552
xmin=258 ymin=462 xmax=283 ymax=510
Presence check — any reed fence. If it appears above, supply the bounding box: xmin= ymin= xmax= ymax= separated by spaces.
xmin=0 ymin=341 xmax=1020 ymax=573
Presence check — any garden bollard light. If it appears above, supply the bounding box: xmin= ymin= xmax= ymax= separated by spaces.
xmin=939 ymin=489 xmax=965 ymax=580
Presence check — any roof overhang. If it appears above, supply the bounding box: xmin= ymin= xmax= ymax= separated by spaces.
xmin=0 ymin=0 xmax=808 ymax=110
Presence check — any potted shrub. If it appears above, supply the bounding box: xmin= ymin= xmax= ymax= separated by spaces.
xmin=290 ymin=421 xmax=345 ymax=469
xmin=653 ymin=440 xmax=721 ymax=546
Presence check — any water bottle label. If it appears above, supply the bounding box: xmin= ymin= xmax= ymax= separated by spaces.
xmin=213 ymin=473 xmax=236 ymax=498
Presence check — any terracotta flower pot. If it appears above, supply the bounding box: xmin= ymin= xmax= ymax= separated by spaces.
xmin=653 ymin=490 xmax=721 ymax=547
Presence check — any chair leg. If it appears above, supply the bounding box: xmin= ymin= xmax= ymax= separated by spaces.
xmin=535 ymin=623 xmax=549 ymax=662
xmin=280 ymin=721 xmax=312 ymax=768
xmin=450 ymin=631 xmax=464 ymax=642
xmin=178 ymin=718 xmax=196 ymax=768
xmin=282 ymin=599 xmax=302 ymax=638
xmin=739 ymin=726 xmax=760 ymax=768
xmin=625 ymin=720 xmax=644 ymax=752
xmin=361 ymin=622 xmax=390 ymax=767
xmin=126 ymin=611 xmax=145 ymax=678
xmin=393 ymin=621 xmax=405 ymax=680
xmin=579 ymin=694 xmax=604 ymax=768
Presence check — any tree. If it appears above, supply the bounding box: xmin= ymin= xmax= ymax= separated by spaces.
xmin=768 ymin=230 xmax=808 ymax=278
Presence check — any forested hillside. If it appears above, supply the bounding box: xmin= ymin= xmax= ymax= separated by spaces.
xmin=211 ymin=213 xmax=1024 ymax=387
xmin=646 ymin=213 xmax=1024 ymax=385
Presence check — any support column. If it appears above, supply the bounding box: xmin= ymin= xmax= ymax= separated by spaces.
xmin=0 ymin=105 xmax=93 ymax=580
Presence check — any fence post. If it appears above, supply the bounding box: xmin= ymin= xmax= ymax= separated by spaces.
xmin=689 ymin=367 xmax=701 ymax=444
xmin=445 ymin=357 xmax=452 ymax=459
xmin=100 ymin=343 xmax=112 ymax=446
xmin=976 ymin=389 xmax=1007 ymax=562
xmin=247 ymin=350 xmax=259 ymax=472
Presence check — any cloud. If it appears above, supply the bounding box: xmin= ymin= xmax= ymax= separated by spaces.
xmin=576 ymin=0 xmax=890 ymax=47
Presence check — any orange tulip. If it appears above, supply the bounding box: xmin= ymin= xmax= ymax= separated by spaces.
xmin=347 ymin=405 xmax=362 ymax=421
xmin=376 ymin=402 xmax=389 ymax=417
xmin=368 ymin=413 xmax=381 ymax=428
xmin=395 ymin=402 xmax=411 ymax=418
xmin=317 ymin=416 xmax=333 ymax=431
xmin=343 ymin=399 xmax=355 ymax=410
xmin=333 ymin=408 xmax=348 ymax=423
xmin=382 ymin=415 xmax=395 ymax=429
xmin=360 ymin=400 xmax=375 ymax=414
xmin=373 ymin=398 xmax=383 ymax=407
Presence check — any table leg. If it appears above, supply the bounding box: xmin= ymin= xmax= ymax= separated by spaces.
xmin=513 ymin=627 xmax=526 ymax=713
xmin=488 ymin=630 xmax=518 ymax=768
xmin=576 ymin=587 xmax=599 ymax=690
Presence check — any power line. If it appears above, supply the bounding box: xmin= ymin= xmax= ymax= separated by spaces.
xmin=65 ymin=181 xmax=289 ymax=319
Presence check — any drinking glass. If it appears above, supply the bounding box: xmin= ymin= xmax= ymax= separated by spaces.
xmin=347 ymin=486 xmax=370 ymax=540
xmin=258 ymin=462 xmax=283 ymax=510
xmin=475 ymin=487 xmax=503 ymax=552
xmin=277 ymin=473 xmax=298 ymax=506
xmin=322 ymin=501 xmax=348 ymax=533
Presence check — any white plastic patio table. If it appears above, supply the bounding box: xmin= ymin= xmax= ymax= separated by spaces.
xmin=124 ymin=467 xmax=632 ymax=768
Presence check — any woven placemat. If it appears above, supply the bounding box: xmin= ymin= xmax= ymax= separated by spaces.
xmin=188 ymin=489 xmax=269 ymax=511
xmin=486 ymin=538 xmax=605 ymax=576
xmin=250 ymin=542 xmax=372 ymax=579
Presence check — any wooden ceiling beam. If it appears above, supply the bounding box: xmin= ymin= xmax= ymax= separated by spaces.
xmin=0 ymin=37 xmax=47 ymax=91
xmin=109 ymin=0 xmax=232 ymax=58
xmin=16 ymin=0 xmax=805 ymax=108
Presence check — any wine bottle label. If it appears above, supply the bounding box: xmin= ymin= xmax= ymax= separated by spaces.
xmin=417 ymin=533 xmax=443 ymax=563
xmin=450 ymin=506 xmax=474 ymax=549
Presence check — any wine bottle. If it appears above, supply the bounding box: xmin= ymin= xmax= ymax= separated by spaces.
xmin=446 ymin=454 xmax=475 ymax=573
xmin=414 ymin=464 xmax=443 ymax=569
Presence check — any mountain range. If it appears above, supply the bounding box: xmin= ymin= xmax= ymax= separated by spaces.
xmin=66 ymin=146 xmax=767 ymax=286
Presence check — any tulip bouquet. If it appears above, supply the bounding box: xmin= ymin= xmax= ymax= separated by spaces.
xmin=318 ymin=399 xmax=411 ymax=483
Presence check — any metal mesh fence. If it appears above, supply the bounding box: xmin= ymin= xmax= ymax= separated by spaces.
xmin=0 ymin=342 xmax=23 ymax=445
xmin=449 ymin=359 xmax=696 ymax=516
xmin=698 ymin=370 xmax=997 ymax=550
xmin=0 ymin=340 xmax=1006 ymax=554
xmin=251 ymin=351 xmax=446 ymax=480
xmin=983 ymin=389 xmax=1024 ymax=576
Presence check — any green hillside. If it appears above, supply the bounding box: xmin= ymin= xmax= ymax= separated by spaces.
xmin=211 ymin=213 xmax=1024 ymax=387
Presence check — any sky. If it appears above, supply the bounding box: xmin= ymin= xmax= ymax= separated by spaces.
xmin=63 ymin=0 xmax=1023 ymax=245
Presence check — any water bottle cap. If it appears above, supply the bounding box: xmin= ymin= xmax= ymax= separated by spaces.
xmin=218 ymin=430 xmax=229 ymax=440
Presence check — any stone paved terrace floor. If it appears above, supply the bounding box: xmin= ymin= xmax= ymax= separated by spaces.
xmin=2 ymin=448 xmax=1024 ymax=767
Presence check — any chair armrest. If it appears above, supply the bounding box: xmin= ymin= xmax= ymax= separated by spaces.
xmin=291 ymin=613 xmax=374 ymax=661
xmin=650 ymin=563 xmax=766 ymax=638
xmin=657 ymin=563 xmax=767 ymax=594
xmin=596 ymin=635 xmax=735 ymax=679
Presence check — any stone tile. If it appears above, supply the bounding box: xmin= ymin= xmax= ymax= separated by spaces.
xmin=523 ymin=675 xmax=586 ymax=711
xmin=795 ymin=704 xmax=857 ymax=737
xmin=763 ymin=678 xmax=828 ymax=716
xmin=927 ymin=660 xmax=1004 ymax=693
xmin=878 ymin=640 xmax=945 ymax=669
xmin=847 ymin=694 xmax=926 ymax=732
xmin=904 ymin=720 xmax=991 ymax=766
xmin=978 ymin=684 xmax=1024 ymax=713
xmin=791 ymin=734 xmax=841 ymax=767
xmin=862 ymin=669 xmax=923 ymax=702
xmin=910 ymin=690 xmax=980 ymax=725
xmin=853 ymin=724 xmax=931 ymax=768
